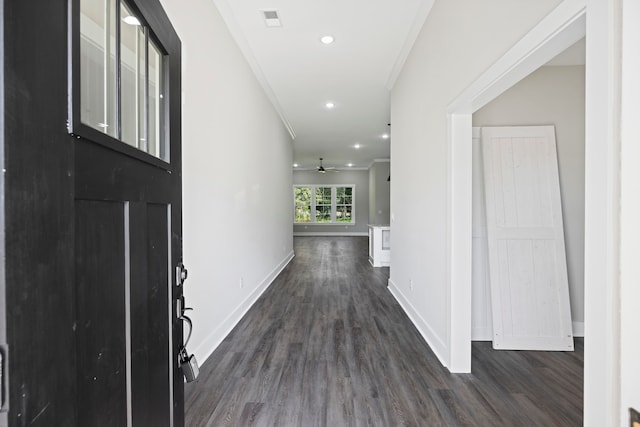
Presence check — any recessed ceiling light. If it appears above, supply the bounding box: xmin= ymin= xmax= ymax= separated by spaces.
xmin=320 ymin=35 xmax=334 ymax=44
xmin=325 ymin=102 xmax=335 ymax=109
xmin=293 ymin=163 xmax=299 ymax=168
xmin=354 ymin=144 xmax=361 ymax=149
xmin=347 ymin=163 xmax=353 ymax=167
xmin=123 ymin=15 xmax=141 ymax=26
xmin=382 ymin=133 xmax=390 ymax=139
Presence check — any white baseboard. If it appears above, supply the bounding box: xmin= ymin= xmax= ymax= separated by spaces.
xmin=293 ymin=231 xmax=368 ymax=237
xmin=472 ymin=328 xmax=493 ymax=342
xmin=572 ymin=321 xmax=585 ymax=337
xmin=369 ymin=258 xmax=390 ymax=267
xmin=193 ymin=250 xmax=295 ymax=363
xmin=387 ymin=278 xmax=449 ymax=369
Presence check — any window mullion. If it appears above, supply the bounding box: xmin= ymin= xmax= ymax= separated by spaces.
xmin=311 ymin=186 xmax=316 ymax=223
xmin=115 ymin=0 xmax=122 ymax=140
xmin=102 ymin=0 xmax=110 ymax=135
xmin=331 ymin=187 xmax=336 ymax=223
xmin=144 ymin=28 xmax=149 ymax=153
xmin=135 ymin=24 xmax=141 ymax=149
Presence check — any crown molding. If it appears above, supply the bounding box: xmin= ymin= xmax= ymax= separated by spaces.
xmin=368 ymin=158 xmax=391 ymax=169
xmin=385 ymin=0 xmax=435 ymax=90
xmin=213 ymin=0 xmax=296 ymax=140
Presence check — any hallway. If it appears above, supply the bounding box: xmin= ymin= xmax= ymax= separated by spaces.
xmin=185 ymin=237 xmax=583 ymax=426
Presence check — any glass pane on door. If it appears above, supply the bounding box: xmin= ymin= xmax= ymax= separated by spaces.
xmin=120 ymin=2 xmax=146 ymax=149
xmin=80 ymin=0 xmax=117 ymax=137
xmin=148 ymin=40 xmax=166 ymax=160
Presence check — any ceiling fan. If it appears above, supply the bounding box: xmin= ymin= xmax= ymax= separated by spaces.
xmin=316 ymin=157 xmax=339 ymax=173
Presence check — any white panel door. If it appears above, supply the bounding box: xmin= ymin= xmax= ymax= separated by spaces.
xmin=482 ymin=126 xmax=573 ymax=351
xmin=471 ymin=128 xmax=493 ymax=341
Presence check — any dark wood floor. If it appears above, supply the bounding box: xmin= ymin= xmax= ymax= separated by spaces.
xmin=185 ymin=236 xmax=583 ymax=426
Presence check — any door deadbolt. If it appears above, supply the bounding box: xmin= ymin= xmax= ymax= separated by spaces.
xmin=176 ymin=263 xmax=188 ymax=287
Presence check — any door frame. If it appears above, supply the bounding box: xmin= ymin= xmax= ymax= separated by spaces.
xmin=446 ymin=0 xmax=586 ymax=372
xmin=446 ymin=0 xmax=619 ymax=424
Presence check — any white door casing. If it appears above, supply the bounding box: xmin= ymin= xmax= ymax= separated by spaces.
xmin=482 ymin=125 xmax=573 ymax=351
xmin=471 ymin=128 xmax=493 ymax=341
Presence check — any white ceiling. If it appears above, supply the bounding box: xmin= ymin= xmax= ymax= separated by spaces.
xmin=213 ymin=0 xmax=434 ymax=170
xmin=213 ymin=1 xmax=583 ymax=172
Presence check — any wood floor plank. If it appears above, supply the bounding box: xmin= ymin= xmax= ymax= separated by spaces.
xmin=237 ymin=402 xmax=264 ymax=426
xmin=185 ymin=236 xmax=583 ymax=426
xmin=297 ymin=359 xmax=328 ymax=427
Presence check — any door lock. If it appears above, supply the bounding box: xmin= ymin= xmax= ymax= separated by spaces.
xmin=176 ymin=262 xmax=188 ymax=287
xmin=174 ymin=262 xmax=197 ymax=381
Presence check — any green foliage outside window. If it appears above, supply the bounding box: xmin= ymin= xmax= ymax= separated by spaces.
xmin=315 ymin=187 xmax=332 ymax=222
xmin=293 ymin=185 xmax=354 ymax=224
xmin=294 ymin=187 xmax=311 ymax=222
xmin=336 ymin=186 xmax=353 ymax=222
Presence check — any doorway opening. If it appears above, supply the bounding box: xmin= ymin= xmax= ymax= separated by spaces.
xmin=470 ymin=41 xmax=586 ymax=348
xmin=445 ymin=2 xmax=586 ymax=372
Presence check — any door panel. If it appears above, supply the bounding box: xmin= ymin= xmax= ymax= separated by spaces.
xmin=145 ymin=204 xmax=171 ymax=425
xmin=75 ymin=200 xmax=128 ymax=426
xmin=130 ymin=203 xmax=151 ymax=426
xmin=482 ymin=126 xmax=573 ymax=351
xmin=131 ymin=202 xmax=171 ymax=426
xmin=75 ymin=197 xmax=176 ymax=425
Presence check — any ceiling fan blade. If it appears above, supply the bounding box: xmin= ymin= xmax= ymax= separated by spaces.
xmin=316 ymin=158 xmax=339 ymax=172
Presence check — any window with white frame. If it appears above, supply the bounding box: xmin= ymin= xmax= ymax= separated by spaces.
xmin=315 ymin=187 xmax=332 ymax=222
xmin=293 ymin=185 xmax=355 ymax=224
xmin=335 ymin=186 xmax=353 ymax=222
xmin=294 ymin=187 xmax=311 ymax=222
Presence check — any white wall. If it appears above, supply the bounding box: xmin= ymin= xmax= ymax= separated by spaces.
xmin=393 ymin=0 xmax=626 ymax=423
xmin=472 ymin=65 xmax=586 ymax=334
xmin=159 ymin=0 xmax=294 ymax=363
xmin=157 ymin=0 xmax=632 ymax=424
xmin=389 ymin=0 xmax=564 ymax=365
xmin=369 ymin=161 xmax=391 ymax=225
xmin=293 ymin=169 xmax=369 ymax=235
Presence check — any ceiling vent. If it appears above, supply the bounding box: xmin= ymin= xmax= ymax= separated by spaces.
xmin=261 ymin=10 xmax=282 ymax=27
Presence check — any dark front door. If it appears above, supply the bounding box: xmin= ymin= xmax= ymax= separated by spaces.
xmin=70 ymin=0 xmax=184 ymax=424
xmin=3 ymin=0 xmax=184 ymax=425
